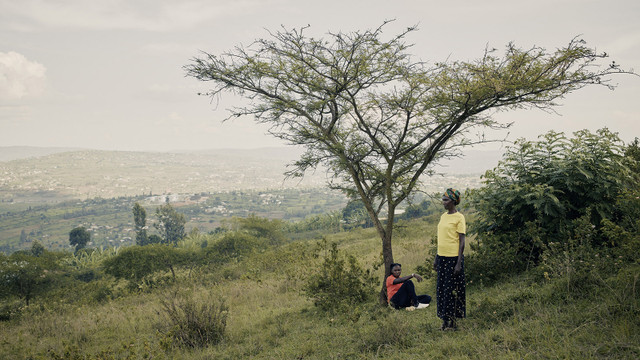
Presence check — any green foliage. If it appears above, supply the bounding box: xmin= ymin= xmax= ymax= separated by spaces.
xmin=625 ymin=137 xmax=640 ymax=177
xmin=30 ymin=240 xmax=46 ymax=256
xmin=467 ymin=129 xmax=639 ymax=282
xmin=303 ymin=239 xmax=377 ymax=314
xmin=159 ymin=291 xmax=228 ymax=349
xmin=63 ymin=246 xmax=120 ymax=270
xmin=102 ymin=244 xmax=191 ymax=285
xmin=0 ymin=188 xmax=346 ymax=253
xmin=154 ymin=203 xmax=186 ymax=244
xmin=0 ymin=213 xmax=638 ymax=359
xmin=147 ymin=234 xmax=163 ymax=245
xmin=399 ymin=197 xmax=439 ymax=220
xmin=69 ymin=226 xmax=90 ymax=252
xmin=286 ymin=211 xmax=343 ymax=235
xmin=132 ymin=202 xmax=148 ymax=246
xmin=0 ymin=250 xmax=59 ymax=306
xmin=539 ymin=211 xmax=614 ymax=297
xmin=206 ymin=231 xmax=261 ymax=260
xmin=342 ymin=199 xmax=373 ymax=228
xmin=233 ymin=214 xmax=285 ymax=246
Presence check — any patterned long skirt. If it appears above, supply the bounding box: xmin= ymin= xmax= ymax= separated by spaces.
xmin=436 ymin=255 xmax=466 ymax=321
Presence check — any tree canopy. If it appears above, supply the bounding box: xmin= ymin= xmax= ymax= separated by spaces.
xmin=69 ymin=226 xmax=90 ymax=253
xmin=154 ymin=204 xmax=186 ymax=244
xmin=133 ymin=202 xmax=149 ymax=246
xmin=185 ymin=22 xmax=634 ymax=295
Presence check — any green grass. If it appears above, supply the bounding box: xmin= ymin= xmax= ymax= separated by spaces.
xmin=1 ymin=218 xmax=638 ymax=359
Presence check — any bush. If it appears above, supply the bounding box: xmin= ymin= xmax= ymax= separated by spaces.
xmin=303 ymin=239 xmax=377 ymax=314
xmin=159 ymin=291 xmax=228 ymax=348
xmin=102 ymin=244 xmax=191 ymax=286
xmin=468 ymin=129 xmax=639 ymax=280
xmin=0 ymin=251 xmax=60 ymax=306
xmin=206 ymin=231 xmax=262 ymax=260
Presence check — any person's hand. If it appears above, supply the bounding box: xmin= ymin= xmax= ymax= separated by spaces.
xmin=412 ymin=273 xmax=423 ymax=282
xmin=454 ymin=262 xmax=462 ymax=274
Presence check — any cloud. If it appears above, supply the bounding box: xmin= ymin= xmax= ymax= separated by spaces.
xmin=0 ymin=51 xmax=46 ymax=102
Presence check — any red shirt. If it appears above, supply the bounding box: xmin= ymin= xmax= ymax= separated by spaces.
xmin=386 ymin=275 xmax=402 ymax=302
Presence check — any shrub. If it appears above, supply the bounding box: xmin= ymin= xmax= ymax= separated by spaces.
xmin=159 ymin=291 xmax=228 ymax=348
xmin=102 ymin=244 xmax=191 ymax=285
xmin=0 ymin=251 xmax=59 ymax=306
xmin=468 ymin=129 xmax=638 ymax=281
xmin=234 ymin=214 xmax=286 ymax=246
xmin=206 ymin=231 xmax=262 ymax=260
xmin=303 ymin=238 xmax=377 ymax=314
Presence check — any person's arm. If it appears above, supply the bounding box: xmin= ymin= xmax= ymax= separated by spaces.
xmin=393 ymin=273 xmax=423 ymax=284
xmin=454 ymin=233 xmax=465 ymax=274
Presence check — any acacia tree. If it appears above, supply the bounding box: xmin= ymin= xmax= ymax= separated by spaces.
xmin=185 ymin=23 xmax=632 ymax=300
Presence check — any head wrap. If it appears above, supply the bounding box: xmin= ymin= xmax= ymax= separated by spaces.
xmin=444 ymin=188 xmax=461 ymax=205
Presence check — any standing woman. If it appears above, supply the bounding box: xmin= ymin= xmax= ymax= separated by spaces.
xmin=433 ymin=188 xmax=466 ymax=330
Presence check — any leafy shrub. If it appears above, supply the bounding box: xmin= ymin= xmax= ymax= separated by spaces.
xmin=539 ymin=211 xmax=606 ymax=297
xmin=206 ymin=231 xmax=262 ymax=260
xmin=286 ymin=211 xmax=342 ymax=235
xmin=0 ymin=250 xmax=59 ymax=306
xmin=303 ymin=239 xmax=377 ymax=314
xmin=467 ymin=129 xmax=639 ymax=282
xmin=64 ymin=246 xmax=120 ymax=270
xmin=234 ymin=214 xmax=286 ymax=246
xmin=102 ymin=244 xmax=191 ymax=285
xmin=0 ymin=299 xmax=22 ymax=321
xmin=159 ymin=291 xmax=228 ymax=348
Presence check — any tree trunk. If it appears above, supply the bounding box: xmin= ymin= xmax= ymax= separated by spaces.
xmin=378 ymin=226 xmax=394 ymax=306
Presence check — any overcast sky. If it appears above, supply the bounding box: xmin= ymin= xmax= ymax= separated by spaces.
xmin=1 ymin=0 xmax=638 ymax=152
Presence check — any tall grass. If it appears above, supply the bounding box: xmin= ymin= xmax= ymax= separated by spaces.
xmin=1 ymin=218 xmax=638 ymax=359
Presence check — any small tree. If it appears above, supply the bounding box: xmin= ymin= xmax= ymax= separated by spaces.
xmin=304 ymin=239 xmax=377 ymax=314
xmin=133 ymin=202 xmax=149 ymax=246
xmin=0 ymin=251 xmax=58 ymax=306
xmin=69 ymin=226 xmax=90 ymax=253
xmin=186 ymin=22 xmax=634 ymax=301
xmin=154 ymin=204 xmax=186 ymax=244
xmin=103 ymin=244 xmax=189 ymax=283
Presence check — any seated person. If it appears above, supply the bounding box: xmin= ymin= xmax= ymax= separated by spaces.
xmin=386 ymin=263 xmax=431 ymax=310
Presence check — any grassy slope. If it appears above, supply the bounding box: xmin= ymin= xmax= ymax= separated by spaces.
xmin=1 ymin=218 xmax=638 ymax=359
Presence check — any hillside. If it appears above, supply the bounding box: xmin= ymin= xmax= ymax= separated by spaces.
xmin=0 ymin=147 xmax=327 ymax=202
xmin=0 ymin=146 xmax=82 ymax=162
xmin=0 ymin=146 xmax=496 ymax=204
xmin=0 ymin=147 xmax=494 ymax=253
xmin=0 ymin=217 xmax=637 ymax=359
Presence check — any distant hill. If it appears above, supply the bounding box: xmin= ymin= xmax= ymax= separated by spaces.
xmin=0 ymin=147 xmax=327 ymax=202
xmin=0 ymin=146 xmax=82 ymax=162
xmin=0 ymin=146 xmax=501 ymax=204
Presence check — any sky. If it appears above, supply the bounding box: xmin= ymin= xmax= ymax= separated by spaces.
xmin=1 ymin=0 xmax=639 ymax=152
